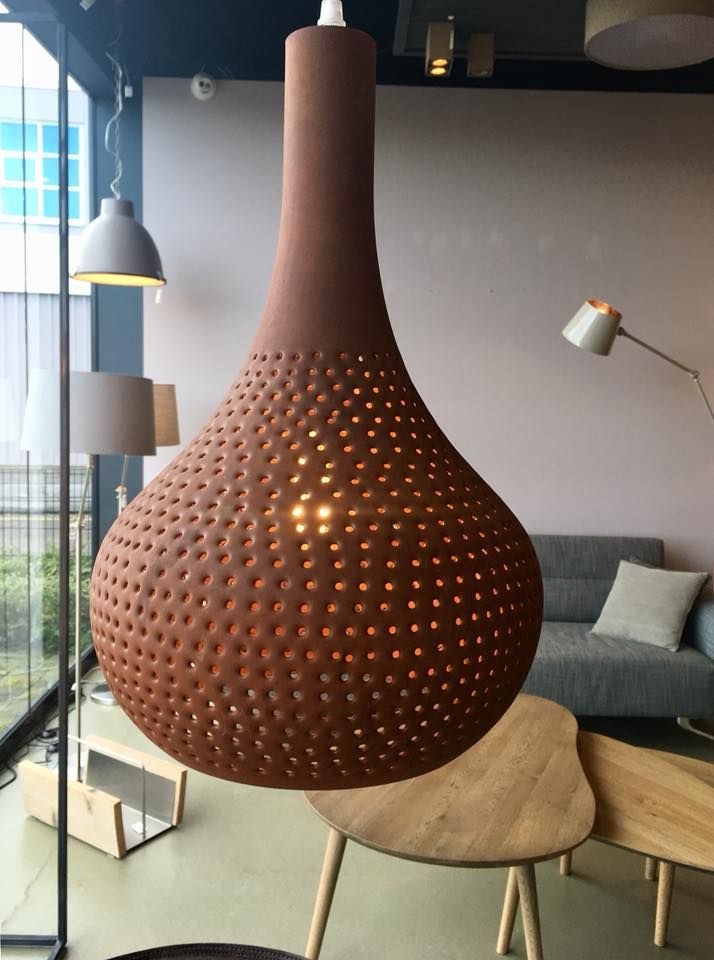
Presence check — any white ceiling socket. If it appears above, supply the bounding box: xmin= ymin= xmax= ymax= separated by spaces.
xmin=318 ymin=1 xmax=346 ymax=27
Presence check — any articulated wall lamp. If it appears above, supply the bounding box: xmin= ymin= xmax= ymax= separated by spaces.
xmin=563 ymin=299 xmax=714 ymax=428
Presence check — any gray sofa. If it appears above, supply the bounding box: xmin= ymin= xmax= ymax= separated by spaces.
xmin=522 ymin=535 xmax=714 ymax=717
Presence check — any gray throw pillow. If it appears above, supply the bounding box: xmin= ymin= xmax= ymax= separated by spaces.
xmin=591 ymin=560 xmax=708 ymax=652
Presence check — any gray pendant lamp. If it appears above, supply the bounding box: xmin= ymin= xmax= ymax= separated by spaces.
xmin=585 ymin=0 xmax=714 ymax=70
xmin=71 ymin=55 xmax=165 ymax=287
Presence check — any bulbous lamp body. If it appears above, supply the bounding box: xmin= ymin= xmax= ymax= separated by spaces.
xmin=90 ymin=26 xmax=543 ymax=789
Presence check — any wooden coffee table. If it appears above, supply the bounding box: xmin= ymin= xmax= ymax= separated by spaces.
xmin=304 ymin=694 xmax=595 ymax=960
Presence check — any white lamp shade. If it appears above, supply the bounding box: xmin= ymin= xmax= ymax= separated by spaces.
xmin=21 ymin=370 xmax=157 ymax=456
xmin=71 ymin=198 xmax=166 ymax=287
xmin=585 ymin=0 xmax=714 ymax=70
xmin=153 ymin=383 xmax=180 ymax=447
xmin=562 ymin=299 xmax=623 ymax=356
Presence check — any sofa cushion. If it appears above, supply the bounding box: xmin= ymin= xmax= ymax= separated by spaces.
xmin=530 ymin=535 xmax=664 ymax=623
xmin=592 ymin=560 xmax=708 ymax=652
xmin=523 ymin=621 xmax=714 ymax=717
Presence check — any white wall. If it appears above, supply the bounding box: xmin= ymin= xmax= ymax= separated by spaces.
xmin=143 ymin=78 xmax=714 ymax=570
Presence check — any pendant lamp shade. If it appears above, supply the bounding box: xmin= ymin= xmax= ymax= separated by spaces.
xmin=89 ymin=26 xmax=543 ymax=790
xmin=153 ymin=383 xmax=181 ymax=447
xmin=71 ymin=198 xmax=166 ymax=287
xmin=21 ymin=369 xmax=157 ymax=456
xmin=562 ymin=299 xmax=623 ymax=356
xmin=585 ymin=0 xmax=714 ymax=70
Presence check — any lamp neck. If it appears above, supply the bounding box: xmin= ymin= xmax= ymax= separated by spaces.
xmin=619 ymin=326 xmax=714 ymax=430
xmin=256 ymin=27 xmax=395 ymax=356
xmin=618 ymin=326 xmax=697 ymax=377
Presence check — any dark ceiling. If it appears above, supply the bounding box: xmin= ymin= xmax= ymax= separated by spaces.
xmin=12 ymin=0 xmax=714 ymax=94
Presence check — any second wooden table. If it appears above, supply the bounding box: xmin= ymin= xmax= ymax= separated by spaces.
xmin=304 ymin=694 xmax=595 ymax=960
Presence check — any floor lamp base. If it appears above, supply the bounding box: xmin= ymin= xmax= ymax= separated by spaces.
xmin=90 ymin=682 xmax=117 ymax=706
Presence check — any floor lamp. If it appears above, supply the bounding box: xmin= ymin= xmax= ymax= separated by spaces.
xmin=91 ymin=382 xmax=180 ymax=706
xmin=20 ymin=369 xmax=155 ymax=779
xmin=563 ymin=298 xmax=714 ymax=741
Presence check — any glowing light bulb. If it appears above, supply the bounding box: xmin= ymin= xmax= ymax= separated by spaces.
xmin=432 ymin=58 xmax=448 ymax=67
xmin=430 ymin=66 xmax=447 ymax=76
xmin=292 ymin=506 xmax=304 ymax=518
xmin=318 ymin=506 xmax=331 ymax=519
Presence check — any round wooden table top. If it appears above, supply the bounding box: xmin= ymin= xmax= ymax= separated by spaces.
xmin=306 ymin=694 xmax=595 ymax=868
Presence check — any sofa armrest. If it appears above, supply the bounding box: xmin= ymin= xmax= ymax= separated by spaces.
xmin=684 ymin=594 xmax=714 ymax=658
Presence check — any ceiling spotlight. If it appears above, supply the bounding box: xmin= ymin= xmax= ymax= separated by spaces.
xmin=426 ymin=20 xmax=454 ymax=77
xmin=467 ymin=33 xmax=495 ymax=79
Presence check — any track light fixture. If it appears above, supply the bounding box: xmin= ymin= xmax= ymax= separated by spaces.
xmin=426 ymin=19 xmax=455 ymax=77
xmin=467 ymin=33 xmax=495 ymax=79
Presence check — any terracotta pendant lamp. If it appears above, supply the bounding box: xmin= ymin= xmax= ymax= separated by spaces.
xmin=90 ymin=3 xmax=543 ymax=790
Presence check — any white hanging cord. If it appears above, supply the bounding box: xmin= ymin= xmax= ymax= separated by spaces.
xmin=104 ymin=51 xmax=124 ymax=199
xmin=318 ymin=1 xmax=346 ymax=27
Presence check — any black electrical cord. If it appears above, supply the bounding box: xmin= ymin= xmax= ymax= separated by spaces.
xmin=0 ymin=693 xmax=83 ymax=790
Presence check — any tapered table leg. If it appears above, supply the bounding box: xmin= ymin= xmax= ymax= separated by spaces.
xmin=305 ymin=828 xmax=348 ymax=960
xmin=645 ymin=857 xmax=659 ymax=881
xmin=559 ymin=851 xmax=572 ymax=876
xmin=654 ymin=861 xmax=675 ymax=947
xmin=515 ymin=864 xmax=544 ymax=960
xmin=497 ymin=867 xmax=520 ymax=955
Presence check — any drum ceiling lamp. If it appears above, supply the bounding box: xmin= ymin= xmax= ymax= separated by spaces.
xmin=90 ymin=1 xmax=543 ymax=790
xmin=71 ymin=51 xmax=165 ymax=286
xmin=585 ymin=0 xmax=714 ymax=70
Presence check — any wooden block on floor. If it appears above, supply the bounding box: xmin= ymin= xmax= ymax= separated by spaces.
xmin=19 ymin=759 xmax=127 ymax=858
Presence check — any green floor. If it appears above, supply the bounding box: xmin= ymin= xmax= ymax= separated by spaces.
xmin=2 ymin=696 xmax=714 ymax=960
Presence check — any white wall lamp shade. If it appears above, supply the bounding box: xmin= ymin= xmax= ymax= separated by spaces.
xmin=153 ymin=383 xmax=180 ymax=447
xmin=71 ymin=198 xmax=166 ymax=287
xmin=585 ymin=0 xmax=714 ymax=70
xmin=562 ymin=299 xmax=623 ymax=356
xmin=21 ymin=370 xmax=157 ymax=456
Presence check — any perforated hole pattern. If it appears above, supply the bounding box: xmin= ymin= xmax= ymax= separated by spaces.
xmin=90 ymin=350 xmax=543 ymax=789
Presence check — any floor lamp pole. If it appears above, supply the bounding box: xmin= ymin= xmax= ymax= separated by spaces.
xmin=116 ymin=454 xmax=129 ymax=514
xmin=90 ymin=456 xmax=130 ymax=708
xmin=618 ymin=327 xmax=714 ymax=431
xmin=73 ymin=455 xmax=92 ymax=781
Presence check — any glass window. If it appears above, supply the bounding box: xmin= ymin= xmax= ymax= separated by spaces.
xmin=0 ymin=120 xmax=37 ymax=152
xmin=4 ymin=156 xmax=35 ymax=181
xmin=0 ymin=21 xmax=93 ymax=751
xmin=1 ymin=185 xmax=38 ymax=216
xmin=41 ymin=187 xmax=58 ymax=218
xmin=68 ymin=189 xmax=80 ymax=220
xmin=1 ymin=121 xmax=83 ymax=223
xmin=42 ymin=156 xmax=58 ymax=186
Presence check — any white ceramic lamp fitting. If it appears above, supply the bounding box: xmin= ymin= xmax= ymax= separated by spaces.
xmin=318 ymin=1 xmax=346 ymax=27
